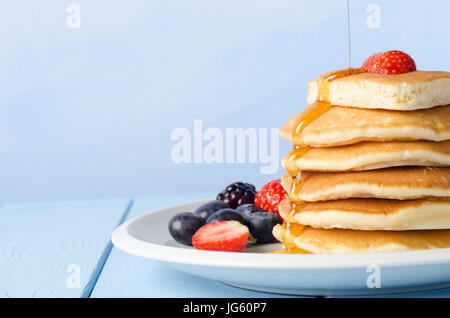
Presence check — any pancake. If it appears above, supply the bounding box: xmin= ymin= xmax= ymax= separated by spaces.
xmin=307 ymin=71 xmax=450 ymax=111
xmin=279 ymin=198 xmax=450 ymax=231
xmin=272 ymin=223 xmax=450 ymax=254
xmin=289 ymin=225 xmax=450 ymax=254
xmin=283 ymin=167 xmax=450 ymax=202
xmin=282 ymin=140 xmax=450 ymax=172
xmin=278 ymin=198 xmax=292 ymax=220
xmin=280 ymin=105 xmax=450 ymax=147
xmin=273 ymin=223 xmax=283 ymax=243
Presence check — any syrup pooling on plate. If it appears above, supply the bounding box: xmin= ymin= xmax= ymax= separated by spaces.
xmin=268 ymin=204 xmax=308 ymax=254
xmin=279 ymin=68 xmax=365 ymax=254
xmin=268 ymin=222 xmax=309 ymax=254
xmin=279 ymin=222 xmax=309 ymax=254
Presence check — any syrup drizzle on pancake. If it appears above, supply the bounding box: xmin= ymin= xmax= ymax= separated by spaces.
xmin=275 ymin=68 xmax=365 ymax=254
xmin=284 ymin=68 xmax=365 ymax=177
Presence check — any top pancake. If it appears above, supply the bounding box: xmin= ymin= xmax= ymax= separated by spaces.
xmin=280 ymin=105 xmax=450 ymax=147
xmin=307 ymin=71 xmax=450 ymax=111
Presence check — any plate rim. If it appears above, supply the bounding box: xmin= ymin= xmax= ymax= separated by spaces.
xmin=111 ymin=198 xmax=450 ymax=269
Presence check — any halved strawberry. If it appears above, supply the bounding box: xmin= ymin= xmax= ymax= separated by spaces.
xmin=192 ymin=221 xmax=249 ymax=252
xmin=362 ymin=50 xmax=416 ymax=75
xmin=254 ymin=179 xmax=288 ymax=221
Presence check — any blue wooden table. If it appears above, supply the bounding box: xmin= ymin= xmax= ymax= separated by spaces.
xmin=1 ymin=195 xmax=450 ymax=298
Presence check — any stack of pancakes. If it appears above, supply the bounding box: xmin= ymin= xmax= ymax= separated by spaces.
xmin=273 ymin=70 xmax=450 ymax=254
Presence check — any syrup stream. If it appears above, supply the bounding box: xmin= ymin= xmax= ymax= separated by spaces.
xmin=347 ymin=0 xmax=352 ymax=67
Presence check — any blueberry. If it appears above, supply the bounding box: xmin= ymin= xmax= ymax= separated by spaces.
xmin=193 ymin=200 xmax=229 ymax=221
xmin=246 ymin=212 xmax=282 ymax=244
xmin=236 ymin=204 xmax=265 ymax=222
xmin=168 ymin=212 xmax=205 ymax=246
xmin=206 ymin=208 xmax=245 ymax=225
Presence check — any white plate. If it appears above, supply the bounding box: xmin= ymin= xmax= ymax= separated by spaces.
xmin=111 ymin=199 xmax=450 ymax=296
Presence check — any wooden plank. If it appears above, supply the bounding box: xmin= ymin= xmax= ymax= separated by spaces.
xmin=92 ymin=195 xmax=298 ymax=297
xmin=0 ymin=199 xmax=131 ymax=298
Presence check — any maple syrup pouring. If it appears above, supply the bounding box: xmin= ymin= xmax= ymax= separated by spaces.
xmin=347 ymin=0 xmax=352 ymax=67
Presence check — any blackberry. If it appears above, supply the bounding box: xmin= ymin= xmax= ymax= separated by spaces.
xmin=216 ymin=182 xmax=256 ymax=209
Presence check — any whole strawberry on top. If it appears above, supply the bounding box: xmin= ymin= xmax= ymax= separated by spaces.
xmin=362 ymin=50 xmax=416 ymax=75
xmin=254 ymin=179 xmax=288 ymax=221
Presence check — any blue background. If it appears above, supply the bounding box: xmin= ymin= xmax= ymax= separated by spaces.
xmin=2 ymin=0 xmax=449 ymax=203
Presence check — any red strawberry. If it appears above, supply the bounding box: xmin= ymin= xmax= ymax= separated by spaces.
xmin=254 ymin=179 xmax=288 ymax=220
xmin=192 ymin=221 xmax=249 ymax=252
xmin=362 ymin=52 xmax=383 ymax=70
xmin=362 ymin=50 xmax=416 ymax=75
